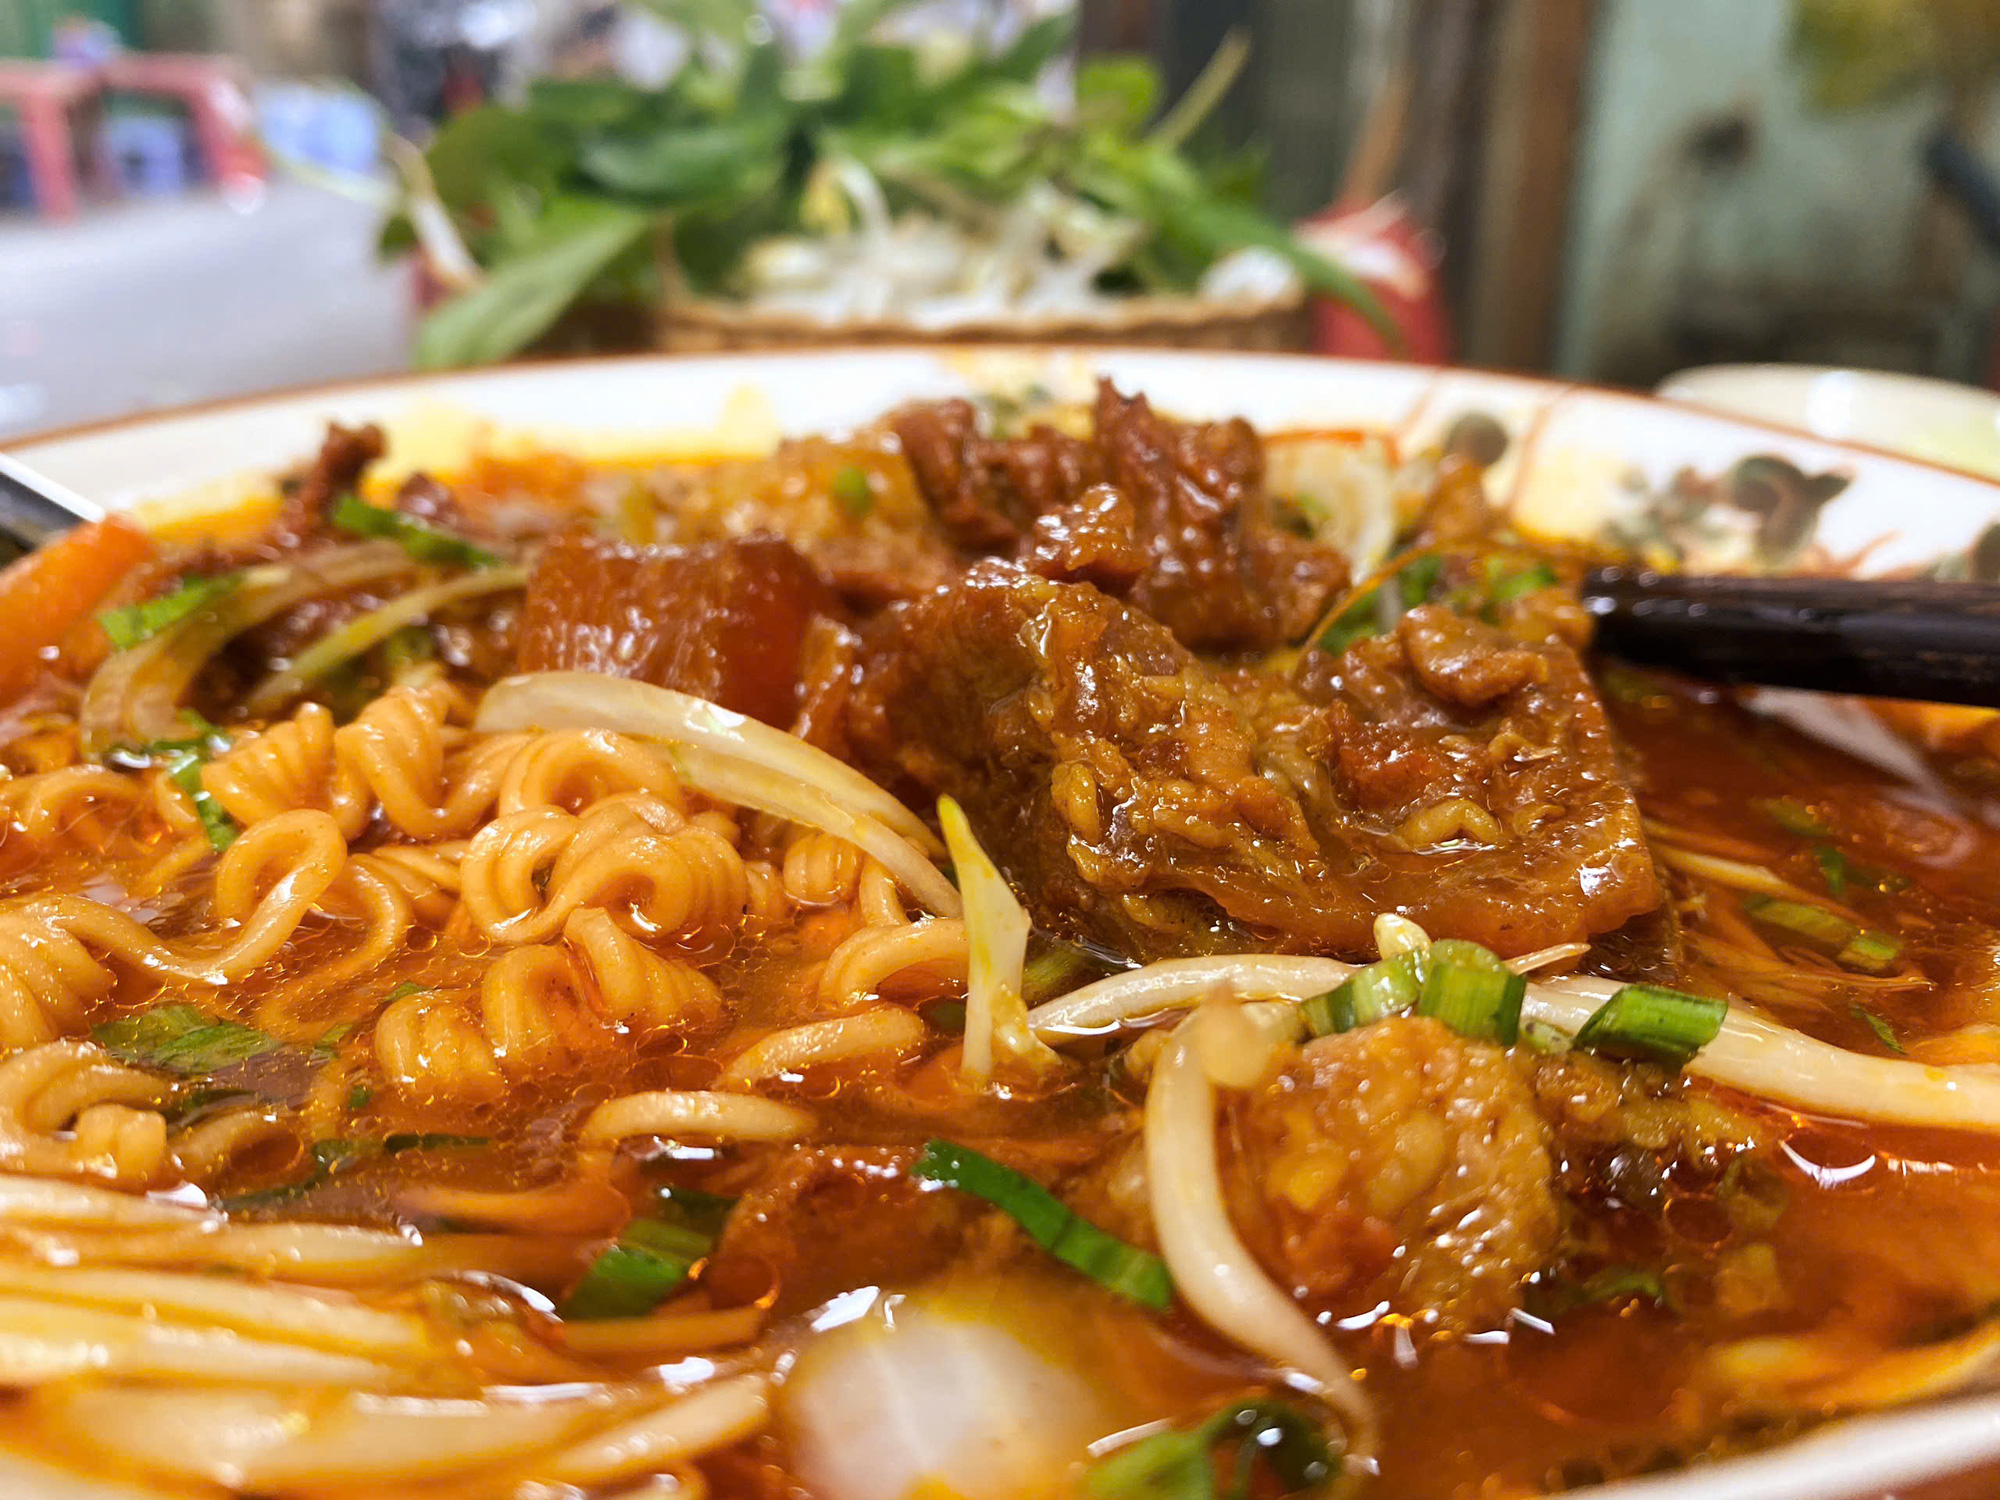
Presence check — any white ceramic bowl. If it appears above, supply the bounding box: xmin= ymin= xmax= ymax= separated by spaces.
xmin=10 ymin=347 xmax=2000 ymax=1500
xmin=1658 ymin=363 xmax=2000 ymax=480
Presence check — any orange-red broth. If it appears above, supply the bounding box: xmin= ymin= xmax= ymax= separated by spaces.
xmin=4 ymin=664 xmax=2000 ymax=1497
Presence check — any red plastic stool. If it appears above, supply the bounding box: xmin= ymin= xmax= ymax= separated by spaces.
xmin=0 ymin=62 xmax=100 ymax=219
xmin=97 ymin=53 xmax=265 ymax=193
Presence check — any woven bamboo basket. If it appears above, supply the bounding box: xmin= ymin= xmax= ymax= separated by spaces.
xmin=649 ymin=289 xmax=1314 ymax=354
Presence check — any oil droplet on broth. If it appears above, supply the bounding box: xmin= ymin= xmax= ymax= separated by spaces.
xmin=780 ymin=1273 xmax=1116 ymax=1500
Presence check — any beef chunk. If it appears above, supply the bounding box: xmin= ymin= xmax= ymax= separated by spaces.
xmin=849 ymin=563 xmax=1344 ymax=957
xmin=1285 ymin=604 xmax=1661 ymax=955
xmin=1227 ymin=1018 xmax=1560 ymax=1331
xmin=892 ymin=382 xmax=1348 ymax=652
xmin=848 ymin=566 xmax=1659 ymax=960
xmin=272 ymin=422 xmax=384 ymax=548
xmin=516 ymin=534 xmax=833 ymax=727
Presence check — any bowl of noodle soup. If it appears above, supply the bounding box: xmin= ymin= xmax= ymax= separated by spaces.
xmin=3 ymin=347 xmax=2000 ymax=1500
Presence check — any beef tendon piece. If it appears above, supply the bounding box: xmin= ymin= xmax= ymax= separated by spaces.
xmin=1285 ymin=603 xmax=1662 ymax=955
xmin=516 ymin=533 xmax=833 ymax=727
xmin=1226 ymin=1017 xmax=1561 ymax=1331
xmin=848 ymin=563 xmax=1351 ymax=958
xmin=893 ymin=382 xmax=1348 ymax=652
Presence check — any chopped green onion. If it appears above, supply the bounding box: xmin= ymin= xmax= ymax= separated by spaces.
xmin=1740 ymin=894 xmax=1853 ymax=948
xmin=559 ymin=1217 xmax=714 ymax=1321
xmin=1573 ymin=984 xmax=1727 ymax=1070
xmin=1849 ymin=1004 xmax=1905 ymax=1055
xmin=1022 ymin=943 xmax=1097 ymax=1004
xmin=655 ymin=1185 xmax=737 ymax=1238
xmin=1396 ymin=552 xmax=1444 ymax=609
xmin=1813 ymin=844 xmax=1849 ymax=897
xmin=1300 ymin=952 xmax=1422 ymax=1037
xmin=920 ymin=998 xmax=968 ymax=1033
xmin=831 ymin=465 xmax=875 ymax=519
xmin=313 ymin=1022 xmax=355 ymax=1058
xmin=1085 ymin=1397 xmax=1336 ymax=1500
xmin=94 ymin=1004 xmax=281 ymax=1075
xmin=1416 ymin=939 xmax=1524 ymax=1045
xmin=1757 ymin=797 xmax=1832 ymax=838
xmin=912 ymin=1139 xmax=1172 ymax=1309
xmin=346 ymin=1083 xmax=374 ymax=1111
xmin=1316 ymin=587 xmax=1382 ymax=656
xmin=1525 ymin=1265 xmax=1673 ymax=1320
xmin=1520 ymin=1018 xmax=1573 ymax=1056
xmin=97 ymin=573 xmax=242 ymax=650
xmin=162 ymin=746 xmax=239 ymax=851
xmin=1741 ymin=895 xmax=1902 ymax=974
xmin=382 ymin=1132 xmax=489 ymax=1154
xmin=330 ymin=491 xmax=497 ymax=568
xmin=1485 ymin=559 xmax=1559 ymax=605
xmin=382 ymin=982 xmax=426 ymax=1004
xmin=1838 ymin=928 xmax=1904 ymax=975
xmin=380 ymin=624 xmax=435 ymax=675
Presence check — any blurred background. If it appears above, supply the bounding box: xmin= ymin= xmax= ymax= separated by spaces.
xmin=0 ymin=0 xmax=1997 ymax=442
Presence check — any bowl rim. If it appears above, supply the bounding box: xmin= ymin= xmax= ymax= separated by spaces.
xmin=12 ymin=344 xmax=2000 ymax=496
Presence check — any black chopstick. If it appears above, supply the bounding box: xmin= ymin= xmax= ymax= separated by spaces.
xmin=1583 ymin=566 xmax=2000 ymax=708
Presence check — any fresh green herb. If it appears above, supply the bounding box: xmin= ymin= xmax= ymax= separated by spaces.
xmin=1084 ymin=1397 xmax=1336 ymax=1500
xmin=330 ymin=492 xmax=498 ymax=568
xmin=1573 ymin=984 xmax=1727 ymax=1070
xmin=382 ymin=1132 xmax=489 ymax=1155
xmin=831 ymin=465 xmax=875 ymax=519
xmin=912 ymin=1139 xmax=1172 ymax=1309
xmin=97 ymin=573 xmax=241 ymax=650
xmin=383 ymin=982 xmax=427 ymax=1004
xmin=314 ymin=1022 xmax=357 ymax=1059
xmin=1416 ymin=938 xmax=1524 ymax=1046
xmin=1520 ymin=1019 xmax=1574 ymax=1056
xmin=1525 ymin=1266 xmax=1674 ymax=1320
xmin=162 ymin=746 xmax=239 ymax=851
xmin=1849 ymin=1004 xmax=1906 ymax=1055
xmin=1741 ymin=895 xmax=1902 ymax=974
xmin=1756 ymin=797 xmax=1833 ymax=839
xmin=559 ymin=1216 xmax=715 ymax=1321
xmin=94 ymin=1004 xmax=281 ymax=1075
xmin=395 ymin=7 xmax=1393 ymax=370
xmin=346 ymin=1083 xmax=375 ymax=1111
xmin=1300 ymin=952 xmax=1422 ymax=1037
xmin=1317 ymin=554 xmax=1452 ymax=656
xmin=1813 ymin=844 xmax=1850 ymax=897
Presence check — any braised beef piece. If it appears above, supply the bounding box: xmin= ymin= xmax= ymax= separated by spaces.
xmin=1284 ymin=603 xmax=1660 ymax=954
xmin=271 ymin=422 xmax=385 ymax=549
xmin=391 ymin=472 xmax=466 ymax=531
xmin=848 ymin=565 xmax=1659 ymax=961
xmin=515 ymin=533 xmax=834 ymax=727
xmin=892 ymin=382 xmax=1348 ymax=652
xmin=848 ymin=563 xmax=1343 ymax=957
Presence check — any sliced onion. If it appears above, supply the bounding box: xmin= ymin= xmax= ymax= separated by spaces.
xmin=476 ymin=673 xmax=942 ymax=852
xmin=82 ymin=542 xmax=413 ymax=748
xmin=244 ymin=564 xmax=529 ymax=716
xmin=939 ymin=796 xmax=1054 ymax=1085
